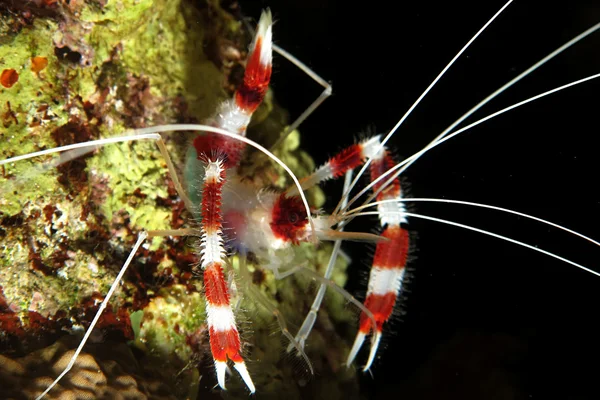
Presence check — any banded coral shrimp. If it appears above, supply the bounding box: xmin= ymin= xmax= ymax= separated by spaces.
xmin=1 ymin=1 xmax=600 ymax=400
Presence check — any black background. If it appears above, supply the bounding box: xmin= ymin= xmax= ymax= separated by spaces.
xmin=238 ymin=1 xmax=600 ymax=399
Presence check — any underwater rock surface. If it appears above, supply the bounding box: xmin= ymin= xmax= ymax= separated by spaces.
xmin=0 ymin=1 xmax=359 ymax=398
xmin=0 ymin=336 xmax=182 ymax=400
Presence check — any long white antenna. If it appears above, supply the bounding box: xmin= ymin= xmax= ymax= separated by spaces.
xmin=393 ymin=20 xmax=600 ymax=177
xmin=340 ymin=71 xmax=600 ymax=215
xmin=347 ymin=212 xmax=600 ymax=278
xmin=0 ymin=125 xmax=315 ymax=241
xmin=343 ymin=197 xmax=600 ymax=249
xmin=36 ymin=232 xmax=148 ymax=400
xmin=332 ymin=0 xmax=514 ymax=217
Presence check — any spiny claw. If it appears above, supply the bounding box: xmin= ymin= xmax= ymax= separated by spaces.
xmin=234 ymin=361 xmax=256 ymax=394
xmin=215 ymin=361 xmax=228 ymax=391
xmin=214 ymin=359 xmax=256 ymax=394
xmin=347 ymin=329 xmax=383 ymax=371
xmin=363 ymin=330 xmax=382 ymax=372
xmin=200 ymin=157 xmax=256 ymax=393
xmin=235 ymin=9 xmax=273 ymax=114
xmin=252 ymin=9 xmax=273 ymax=69
xmin=347 ymin=331 xmax=366 ymax=366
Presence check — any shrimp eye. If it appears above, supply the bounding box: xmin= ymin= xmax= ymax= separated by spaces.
xmin=288 ymin=211 xmax=298 ymax=224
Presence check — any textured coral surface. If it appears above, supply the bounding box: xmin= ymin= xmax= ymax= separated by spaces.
xmin=0 ymin=336 xmax=183 ymax=400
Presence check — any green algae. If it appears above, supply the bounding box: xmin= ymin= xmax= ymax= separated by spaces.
xmin=136 ymin=284 xmax=205 ymax=362
xmin=0 ymin=16 xmax=69 ymax=217
xmin=129 ymin=309 xmax=144 ymax=341
xmin=0 ymin=0 xmax=230 ymax=318
xmin=86 ymin=138 xmax=172 ymax=250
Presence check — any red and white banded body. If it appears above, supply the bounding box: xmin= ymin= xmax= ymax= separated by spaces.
xmin=186 ymin=9 xmax=413 ymax=390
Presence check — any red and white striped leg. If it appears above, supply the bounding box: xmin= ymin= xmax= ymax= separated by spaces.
xmin=347 ymin=225 xmax=409 ymax=369
xmin=284 ymin=136 xmax=410 ymax=369
xmin=193 ymin=10 xmax=273 ymax=168
xmin=347 ymin=148 xmax=410 ymax=370
xmin=289 ymin=135 xmax=384 ymax=193
xmin=194 ymin=13 xmax=273 ymax=391
xmin=200 ymin=158 xmax=255 ymax=393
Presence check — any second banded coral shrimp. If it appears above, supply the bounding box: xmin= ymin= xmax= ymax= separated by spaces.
xmin=1 ymin=0 xmax=595 ymax=400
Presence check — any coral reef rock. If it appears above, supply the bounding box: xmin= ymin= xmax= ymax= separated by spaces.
xmin=0 ymin=336 xmax=184 ymax=400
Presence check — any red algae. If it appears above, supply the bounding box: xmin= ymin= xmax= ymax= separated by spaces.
xmin=31 ymin=56 xmax=48 ymax=73
xmin=0 ymin=69 xmax=19 ymax=88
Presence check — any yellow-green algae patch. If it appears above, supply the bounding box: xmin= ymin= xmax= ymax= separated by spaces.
xmin=136 ymin=284 xmax=205 ymax=362
xmin=85 ymin=135 xmax=171 ymax=250
xmin=78 ymin=0 xmax=230 ymax=120
xmin=0 ymin=0 xmax=230 ymax=318
xmin=0 ymin=16 xmax=68 ymax=217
